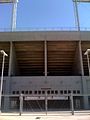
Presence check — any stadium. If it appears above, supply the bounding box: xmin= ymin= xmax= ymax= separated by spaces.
xmin=0 ymin=0 xmax=90 ymax=112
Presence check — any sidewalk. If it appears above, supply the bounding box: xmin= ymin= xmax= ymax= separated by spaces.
xmin=0 ymin=113 xmax=90 ymax=120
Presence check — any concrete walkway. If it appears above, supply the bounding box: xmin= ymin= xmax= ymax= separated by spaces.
xmin=0 ymin=113 xmax=90 ymax=120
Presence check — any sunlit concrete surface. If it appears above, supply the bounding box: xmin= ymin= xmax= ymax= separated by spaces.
xmin=0 ymin=111 xmax=90 ymax=120
xmin=0 ymin=113 xmax=90 ymax=120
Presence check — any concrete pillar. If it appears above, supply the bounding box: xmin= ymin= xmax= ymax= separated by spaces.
xmin=73 ymin=40 xmax=89 ymax=109
xmin=78 ymin=41 xmax=89 ymax=109
xmin=3 ymin=42 xmax=13 ymax=111
xmin=44 ymin=41 xmax=47 ymax=76
xmin=78 ymin=41 xmax=84 ymax=76
xmin=73 ymin=42 xmax=83 ymax=75
xmin=72 ymin=41 xmax=84 ymax=76
xmin=4 ymin=42 xmax=18 ymax=111
xmin=82 ymin=77 xmax=89 ymax=109
xmin=3 ymin=77 xmax=11 ymax=111
xmin=8 ymin=42 xmax=19 ymax=76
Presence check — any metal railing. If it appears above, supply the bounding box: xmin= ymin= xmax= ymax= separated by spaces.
xmin=1 ymin=93 xmax=90 ymax=115
xmin=0 ymin=27 xmax=90 ymax=32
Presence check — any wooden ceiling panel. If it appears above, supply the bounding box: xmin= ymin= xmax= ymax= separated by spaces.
xmin=15 ymin=42 xmax=44 ymax=52
xmin=47 ymin=41 xmax=77 ymax=75
xmin=48 ymin=41 xmax=77 ymax=51
xmin=14 ymin=41 xmax=77 ymax=76
xmin=14 ymin=42 xmax=44 ymax=75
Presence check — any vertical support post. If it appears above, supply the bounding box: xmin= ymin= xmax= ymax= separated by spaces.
xmin=8 ymin=42 xmax=13 ymax=76
xmin=79 ymin=41 xmax=84 ymax=75
xmin=82 ymin=78 xmax=89 ymax=109
xmin=19 ymin=94 xmax=23 ymax=116
xmin=3 ymin=78 xmax=11 ymax=111
xmin=44 ymin=40 xmax=47 ymax=76
xmin=70 ymin=93 xmax=74 ymax=115
xmin=8 ymin=42 xmax=19 ymax=76
xmin=45 ymin=90 xmax=48 ymax=115
xmin=79 ymin=43 xmax=89 ymax=109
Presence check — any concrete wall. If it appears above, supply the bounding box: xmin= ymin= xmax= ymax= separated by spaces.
xmin=2 ymin=76 xmax=90 ymax=109
xmin=10 ymin=76 xmax=82 ymax=93
xmin=3 ymin=76 xmax=90 ymax=95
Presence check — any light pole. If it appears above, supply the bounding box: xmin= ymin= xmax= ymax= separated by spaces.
xmin=11 ymin=0 xmax=18 ymax=31
xmin=73 ymin=0 xmax=90 ymax=31
xmin=0 ymin=50 xmax=8 ymax=112
xmin=84 ymin=49 xmax=90 ymax=76
xmin=0 ymin=0 xmax=18 ymax=31
xmin=73 ymin=0 xmax=80 ymax=31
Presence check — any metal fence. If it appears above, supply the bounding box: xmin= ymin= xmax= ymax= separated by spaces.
xmin=1 ymin=27 xmax=90 ymax=32
xmin=1 ymin=94 xmax=90 ymax=115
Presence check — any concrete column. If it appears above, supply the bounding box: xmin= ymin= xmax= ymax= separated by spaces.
xmin=82 ymin=77 xmax=89 ymax=109
xmin=45 ymin=90 xmax=48 ymax=115
xmin=3 ymin=77 xmax=11 ymax=111
xmin=78 ymin=41 xmax=84 ymax=76
xmin=3 ymin=42 xmax=13 ymax=111
xmin=78 ymin=41 xmax=89 ymax=109
xmin=8 ymin=41 xmax=19 ymax=76
xmin=73 ymin=41 xmax=84 ymax=76
xmin=73 ymin=42 xmax=82 ymax=75
xmin=73 ymin=40 xmax=89 ymax=109
xmin=3 ymin=42 xmax=12 ymax=111
xmin=4 ymin=42 xmax=19 ymax=111
xmin=44 ymin=41 xmax=47 ymax=76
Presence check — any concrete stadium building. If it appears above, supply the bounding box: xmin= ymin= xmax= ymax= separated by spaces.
xmin=1 ymin=31 xmax=90 ymax=110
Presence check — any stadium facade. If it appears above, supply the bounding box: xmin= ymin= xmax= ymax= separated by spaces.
xmin=0 ymin=31 xmax=90 ymax=110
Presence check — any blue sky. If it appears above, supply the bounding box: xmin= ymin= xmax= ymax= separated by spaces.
xmin=0 ymin=0 xmax=90 ymax=31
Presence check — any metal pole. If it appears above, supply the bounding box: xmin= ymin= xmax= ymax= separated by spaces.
xmin=73 ymin=0 xmax=80 ymax=31
xmin=0 ymin=55 xmax=5 ymax=112
xmin=86 ymin=53 xmax=90 ymax=76
xmin=19 ymin=94 xmax=23 ymax=116
xmin=45 ymin=90 xmax=48 ymax=115
xmin=70 ymin=93 xmax=74 ymax=115
xmin=11 ymin=0 xmax=18 ymax=31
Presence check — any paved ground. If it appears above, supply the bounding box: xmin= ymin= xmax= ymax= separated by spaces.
xmin=0 ymin=115 xmax=90 ymax=120
xmin=0 ymin=112 xmax=90 ymax=120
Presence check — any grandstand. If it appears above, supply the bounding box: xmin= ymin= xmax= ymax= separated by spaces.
xmin=0 ymin=0 xmax=90 ymax=111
